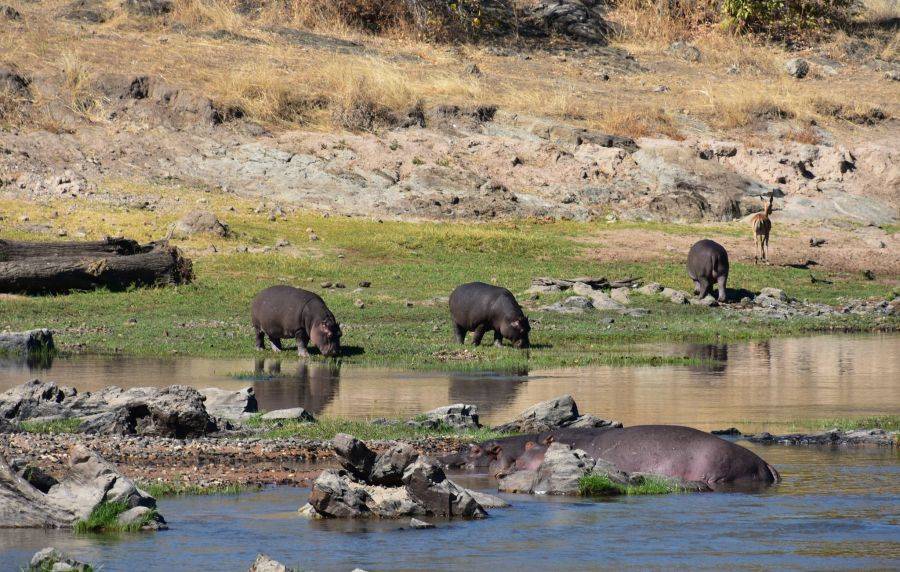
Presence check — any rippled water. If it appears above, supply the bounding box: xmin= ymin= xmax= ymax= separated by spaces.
xmin=0 ymin=444 xmax=897 ymax=571
xmin=1 ymin=334 xmax=897 ymax=431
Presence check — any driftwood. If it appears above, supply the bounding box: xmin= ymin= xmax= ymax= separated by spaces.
xmin=0 ymin=241 xmax=193 ymax=294
xmin=0 ymin=237 xmax=142 ymax=261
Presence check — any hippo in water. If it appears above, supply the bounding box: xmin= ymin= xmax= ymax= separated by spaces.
xmin=687 ymin=239 xmax=729 ymax=302
xmin=251 ymin=285 xmax=342 ymax=357
xmin=449 ymin=282 xmax=530 ymax=348
xmin=444 ymin=426 xmax=779 ymax=489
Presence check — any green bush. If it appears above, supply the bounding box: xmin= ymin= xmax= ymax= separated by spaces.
xmin=722 ymin=0 xmax=856 ymax=38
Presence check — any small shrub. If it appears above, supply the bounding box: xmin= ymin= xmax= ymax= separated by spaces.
xmin=722 ymin=0 xmax=856 ymax=38
xmin=73 ymin=501 xmax=156 ymax=533
xmin=579 ymin=473 xmax=680 ymax=496
xmin=20 ymin=418 xmax=83 ymax=434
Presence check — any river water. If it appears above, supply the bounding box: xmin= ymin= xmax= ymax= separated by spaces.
xmin=1 ymin=334 xmax=897 ymax=431
xmin=0 ymin=444 xmax=897 ymax=571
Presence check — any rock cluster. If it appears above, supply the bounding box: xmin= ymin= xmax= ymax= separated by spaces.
xmin=493 ymin=394 xmax=620 ymax=433
xmin=407 ymin=403 xmax=481 ymax=430
xmin=0 ymin=444 xmax=166 ymax=529
xmin=299 ymin=434 xmax=497 ymax=520
xmin=0 ymin=379 xmax=217 ymax=437
xmin=28 ymin=547 xmax=92 ymax=572
xmin=498 ymin=442 xmax=706 ymax=495
xmin=747 ymin=429 xmax=896 ymax=447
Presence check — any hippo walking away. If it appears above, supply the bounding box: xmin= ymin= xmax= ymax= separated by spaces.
xmin=449 ymin=282 xmax=530 ymax=348
xmin=445 ymin=426 xmax=779 ymax=489
xmin=687 ymin=239 xmax=729 ymax=302
xmin=251 ymin=285 xmax=342 ymax=357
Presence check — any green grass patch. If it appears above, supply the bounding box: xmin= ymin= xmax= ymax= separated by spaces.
xmin=19 ymin=418 xmax=82 ymax=434
xmin=579 ymin=473 xmax=681 ymax=496
xmin=72 ymin=501 xmax=157 ymax=533
xmin=1 ymin=190 xmax=895 ymax=371
xmin=784 ymin=415 xmax=900 ymax=433
xmin=247 ymin=415 xmax=508 ymax=441
xmin=138 ymin=481 xmax=259 ymax=497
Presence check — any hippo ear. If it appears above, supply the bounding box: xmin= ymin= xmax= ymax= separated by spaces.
xmin=470 ymin=445 xmax=482 ymax=456
xmin=524 ymin=441 xmax=535 ymax=450
xmin=542 ymin=436 xmax=555 ymax=446
xmin=487 ymin=445 xmax=502 ymax=458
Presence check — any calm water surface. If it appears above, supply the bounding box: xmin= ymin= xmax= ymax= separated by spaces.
xmin=0 ymin=444 xmax=897 ymax=571
xmin=1 ymin=334 xmax=897 ymax=431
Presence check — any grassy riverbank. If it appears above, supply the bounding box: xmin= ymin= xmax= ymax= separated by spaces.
xmin=1 ymin=186 xmax=897 ymax=371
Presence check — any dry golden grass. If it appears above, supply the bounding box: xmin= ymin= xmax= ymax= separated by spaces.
xmin=596 ymin=106 xmax=684 ymax=139
xmin=608 ymin=0 xmax=720 ymax=44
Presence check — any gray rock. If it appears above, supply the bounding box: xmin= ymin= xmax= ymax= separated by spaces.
xmin=11 ymin=461 xmax=58 ymax=493
xmin=571 ymin=282 xmax=625 ymax=310
xmin=261 ymin=407 xmax=315 ymax=422
xmin=248 ymin=553 xmax=289 ymax=572
xmin=331 ymin=433 xmax=376 ymax=480
xmin=173 ymin=210 xmax=228 ymax=238
xmin=0 ymin=67 xmax=30 ymax=97
xmin=466 ymin=489 xmax=510 ymax=508
xmin=409 ymin=517 xmax=435 ymax=529
xmin=661 ymin=287 xmax=688 ymax=304
xmin=123 ymin=0 xmax=173 ymax=16
xmin=610 ymin=287 xmax=631 ymax=305
xmin=117 ymin=505 xmax=165 ymax=530
xmin=885 ymin=70 xmax=900 ymax=81
xmin=29 ymin=548 xmax=91 ymax=572
xmin=565 ymin=414 xmax=622 ymax=429
xmin=307 ymin=469 xmax=373 ymax=518
xmin=1 ymin=444 xmax=165 ymax=529
xmin=531 ymin=443 xmax=597 ymax=495
xmin=409 ymin=403 xmax=481 ymax=430
xmin=497 ymin=469 xmax=538 ymax=493
xmin=370 ymin=443 xmax=419 ymax=487
xmin=402 ymin=458 xmax=486 ymax=518
xmin=0 ymin=329 xmax=54 ymax=356
xmin=785 ymin=58 xmax=810 ymax=79
xmin=199 ymin=387 xmax=257 ymax=420
xmin=691 ymin=295 xmax=719 ymax=307
xmin=747 ymin=428 xmax=896 ymax=447
xmin=494 ymin=395 xmax=579 ymax=432
xmin=636 ymin=282 xmax=663 ymax=295
xmin=1 ymin=5 xmax=21 ymax=21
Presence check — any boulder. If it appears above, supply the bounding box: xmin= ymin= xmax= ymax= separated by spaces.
xmin=29 ymin=547 xmax=92 ymax=572
xmin=409 ymin=517 xmax=435 ymax=529
xmin=785 ymin=58 xmax=810 ymax=79
xmin=370 ymin=443 xmax=419 ymax=486
xmin=261 ymin=407 xmax=315 ymax=422
xmin=331 ymin=433 xmax=376 ymax=480
xmin=610 ymin=287 xmax=631 ymax=305
xmin=668 ymin=41 xmax=701 ymax=62
xmin=0 ymin=67 xmax=30 ymax=97
xmin=199 ymin=387 xmax=257 ymax=420
xmin=172 ymin=210 xmax=228 ymax=238
xmin=249 ymin=554 xmax=289 ymax=572
xmin=637 ymin=282 xmax=663 ymax=295
xmin=1 ymin=445 xmax=166 ymax=529
xmin=409 ymin=403 xmax=481 ymax=430
xmin=661 ymin=287 xmax=688 ymax=304
xmin=494 ymin=395 xmax=578 ymax=432
xmin=307 ymin=469 xmax=374 ymax=518
xmin=758 ymin=287 xmax=789 ymax=302
xmin=123 ymin=0 xmax=173 ymax=16
xmin=0 ymin=329 xmax=54 ymax=356
xmin=402 ymin=458 xmax=486 ymax=518
xmin=531 ymin=443 xmax=599 ymax=495
xmin=1 ymin=5 xmax=21 ymax=21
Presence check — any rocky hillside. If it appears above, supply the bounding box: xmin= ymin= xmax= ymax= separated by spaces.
xmin=0 ymin=0 xmax=897 ymax=224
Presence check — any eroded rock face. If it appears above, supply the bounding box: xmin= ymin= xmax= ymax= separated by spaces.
xmin=0 ymin=445 xmax=166 ymax=529
xmin=199 ymin=387 xmax=257 ymax=420
xmin=0 ymin=380 xmax=217 ymax=437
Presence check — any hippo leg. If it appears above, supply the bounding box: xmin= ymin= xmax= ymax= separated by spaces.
xmin=493 ymin=330 xmax=503 ymax=348
xmin=692 ymin=279 xmax=702 ymax=295
xmin=697 ymin=278 xmax=711 ymax=299
xmin=268 ymin=335 xmax=283 ymax=352
xmin=296 ymin=331 xmax=310 ymax=358
xmin=254 ymin=328 xmax=265 ymax=351
xmin=716 ymin=275 xmax=727 ymax=302
xmin=452 ymin=322 xmax=466 ymax=344
xmin=472 ymin=325 xmax=487 ymax=346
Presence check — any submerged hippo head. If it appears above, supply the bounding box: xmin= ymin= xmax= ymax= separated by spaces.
xmin=311 ymin=320 xmax=342 ymax=357
xmin=501 ymin=316 xmax=531 ymax=349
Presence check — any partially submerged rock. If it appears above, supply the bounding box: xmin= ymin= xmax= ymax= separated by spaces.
xmin=28 ymin=547 xmax=92 ymax=572
xmin=261 ymin=407 xmax=315 ymax=422
xmin=0 ymin=380 xmax=217 ymax=437
xmin=300 ymin=434 xmax=492 ymax=519
xmin=747 ymin=429 xmax=896 ymax=447
xmin=249 ymin=553 xmax=291 ymax=572
xmin=493 ymin=395 xmax=620 ymax=433
xmin=1 ymin=444 xmax=166 ymax=529
xmin=0 ymin=329 xmax=54 ymax=356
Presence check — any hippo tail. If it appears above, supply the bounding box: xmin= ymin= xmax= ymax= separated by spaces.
xmin=766 ymin=463 xmax=781 ymax=483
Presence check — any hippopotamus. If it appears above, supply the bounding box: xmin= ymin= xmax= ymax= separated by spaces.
xmin=251 ymin=285 xmax=342 ymax=357
xmin=444 ymin=426 xmax=779 ymax=489
xmin=687 ymin=239 xmax=729 ymax=302
xmin=449 ymin=282 xmax=530 ymax=348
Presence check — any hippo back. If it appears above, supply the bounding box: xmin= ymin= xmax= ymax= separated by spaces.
xmin=687 ymin=239 xmax=729 ymax=280
xmin=449 ymin=282 xmax=524 ymax=327
xmin=251 ymin=285 xmax=327 ymax=337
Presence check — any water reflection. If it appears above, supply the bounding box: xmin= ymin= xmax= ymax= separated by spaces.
xmin=0 ymin=334 xmax=897 ymax=431
xmin=249 ymin=360 xmax=342 ymax=416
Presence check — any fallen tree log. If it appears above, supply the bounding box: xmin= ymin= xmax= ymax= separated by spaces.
xmin=0 ymin=237 xmax=143 ymax=261
xmin=0 ymin=245 xmax=193 ymax=294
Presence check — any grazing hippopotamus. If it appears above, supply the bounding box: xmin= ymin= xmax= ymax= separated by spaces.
xmin=251 ymin=285 xmax=342 ymax=357
xmin=445 ymin=426 xmax=779 ymax=489
xmin=687 ymin=239 xmax=729 ymax=302
xmin=449 ymin=282 xmax=530 ymax=348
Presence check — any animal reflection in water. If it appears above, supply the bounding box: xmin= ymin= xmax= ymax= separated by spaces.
xmin=685 ymin=344 xmax=729 ymax=373
xmin=250 ymin=359 xmax=341 ymax=416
